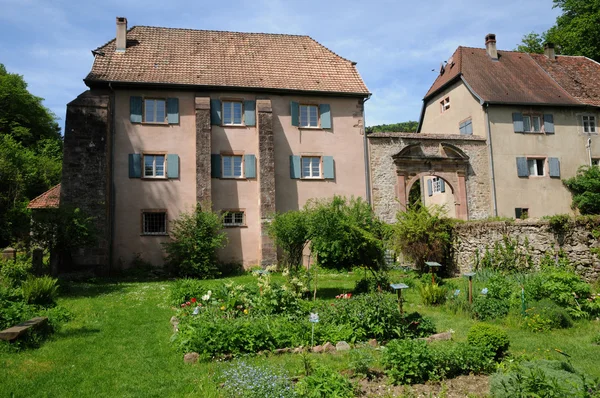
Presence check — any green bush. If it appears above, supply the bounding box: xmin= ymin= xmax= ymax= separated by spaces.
xmin=419 ymin=283 xmax=448 ymax=305
xmin=169 ymin=278 xmax=207 ymax=306
xmin=524 ymin=299 xmax=573 ymax=332
xmin=0 ymin=256 xmax=32 ymax=288
xmin=349 ymin=347 xmax=375 ymax=379
xmin=295 ymin=366 xmax=355 ymax=398
xmin=472 ymin=296 xmax=510 ymax=320
xmin=383 ymin=339 xmax=434 ymax=385
xmin=592 ymin=332 xmax=600 ymax=345
xmin=491 ymin=360 xmax=600 ymax=398
xmin=467 ymin=323 xmax=510 ymax=359
xmin=524 ymin=269 xmax=591 ymax=308
xmin=21 ymin=275 xmax=58 ymax=307
xmin=429 ymin=342 xmax=495 ymax=380
xmin=353 ymin=273 xmax=390 ymax=294
xmin=268 ymin=210 xmax=309 ymax=273
xmin=163 ymin=205 xmax=227 ymax=278
xmin=563 ymin=165 xmax=600 ymax=215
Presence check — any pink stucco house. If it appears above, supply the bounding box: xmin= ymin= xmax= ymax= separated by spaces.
xmin=61 ymin=17 xmax=371 ymax=273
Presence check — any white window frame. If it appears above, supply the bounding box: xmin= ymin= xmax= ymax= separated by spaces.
xmin=223 ymin=210 xmax=245 ymax=227
xmin=144 ymin=99 xmax=167 ymax=123
xmin=299 ymin=104 xmax=319 ymax=128
xmin=221 ymin=155 xmax=244 ymax=178
xmin=523 ymin=114 xmax=543 ymax=133
xmin=431 ymin=177 xmax=443 ymax=194
xmin=527 ymin=157 xmax=546 ymax=176
xmin=143 ymin=154 xmax=166 ymax=178
xmin=301 ymin=156 xmax=322 ymax=179
xmin=440 ymin=97 xmax=450 ymax=113
xmin=141 ymin=210 xmax=168 ymax=235
xmin=222 ymin=101 xmax=244 ymax=126
xmin=582 ymin=114 xmax=597 ymax=134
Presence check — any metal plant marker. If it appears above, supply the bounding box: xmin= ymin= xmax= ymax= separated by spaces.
xmin=463 ymin=272 xmax=476 ymax=304
xmin=390 ymin=283 xmax=409 ymax=315
xmin=425 ymin=262 xmax=442 ymax=285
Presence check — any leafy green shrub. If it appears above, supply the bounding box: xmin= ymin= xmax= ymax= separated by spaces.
xmin=563 ymin=165 xmax=600 ymax=215
xmin=491 ymin=360 xmax=600 ymax=398
xmin=475 ymin=236 xmax=532 ymax=272
xmin=349 ymin=347 xmax=375 ymax=379
xmin=353 ymin=273 xmax=390 ymax=294
xmin=472 ymin=296 xmax=510 ymax=320
xmin=383 ymin=339 xmax=434 ymax=385
xmin=524 ymin=299 xmax=572 ymax=332
xmin=295 ymin=366 xmax=355 ymax=398
xmin=419 ymin=283 xmax=448 ymax=305
xmin=0 ymin=299 xmax=35 ymax=330
xmin=429 ymin=342 xmax=495 ymax=380
xmin=169 ymin=278 xmax=207 ymax=306
xmin=592 ymin=332 xmax=600 ymax=345
xmin=0 ymin=256 xmax=32 ymax=288
xmin=21 ymin=275 xmax=58 ymax=306
xmin=163 ymin=205 xmax=227 ymax=278
xmin=546 ymin=214 xmax=572 ymax=235
xmin=268 ymin=210 xmax=309 ymax=273
xmin=391 ymin=205 xmax=454 ymax=272
xmin=220 ymin=361 xmax=296 ymax=398
xmin=467 ymin=323 xmax=510 ymax=359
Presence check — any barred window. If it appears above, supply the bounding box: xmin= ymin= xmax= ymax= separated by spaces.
xmin=142 ymin=211 xmax=167 ymax=235
xmin=223 ymin=211 xmax=245 ymax=227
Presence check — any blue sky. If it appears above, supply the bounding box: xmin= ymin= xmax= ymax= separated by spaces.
xmin=0 ymin=0 xmax=560 ymax=131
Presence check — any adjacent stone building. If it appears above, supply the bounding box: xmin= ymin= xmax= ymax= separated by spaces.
xmin=370 ymin=34 xmax=600 ymax=222
xmin=62 ymin=18 xmax=370 ymax=273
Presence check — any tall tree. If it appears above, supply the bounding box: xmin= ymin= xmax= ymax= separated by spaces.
xmin=0 ymin=64 xmax=62 ymax=247
xmin=367 ymin=121 xmax=418 ymax=133
xmin=516 ymin=0 xmax=600 ymax=61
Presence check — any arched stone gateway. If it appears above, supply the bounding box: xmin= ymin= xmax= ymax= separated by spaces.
xmin=394 ymin=143 xmax=470 ymax=219
xmin=367 ymin=133 xmax=492 ymax=223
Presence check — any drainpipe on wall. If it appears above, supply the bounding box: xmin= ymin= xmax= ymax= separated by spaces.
xmin=484 ymin=104 xmax=498 ymax=217
xmin=362 ymin=94 xmax=372 ymax=205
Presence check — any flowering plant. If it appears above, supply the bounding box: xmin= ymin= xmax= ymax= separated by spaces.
xmin=335 ymin=293 xmax=352 ymax=299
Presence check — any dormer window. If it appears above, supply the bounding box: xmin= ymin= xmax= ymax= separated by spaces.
xmin=440 ymin=97 xmax=450 ymax=113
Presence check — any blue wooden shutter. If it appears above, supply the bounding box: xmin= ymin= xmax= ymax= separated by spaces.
xmin=319 ymin=104 xmax=331 ymax=129
xmin=210 ymin=99 xmax=222 ymax=125
xmin=516 ymin=157 xmax=528 ymax=177
xmin=427 ymin=179 xmax=433 ymax=196
xmin=290 ymin=155 xmax=301 ymax=179
xmin=465 ymin=120 xmax=473 ymax=134
xmin=244 ymin=101 xmax=256 ymax=126
xmin=512 ymin=113 xmax=524 ymax=133
xmin=167 ymin=154 xmax=179 ymax=179
xmin=440 ymin=179 xmax=446 ymax=193
xmin=129 ymin=154 xmax=141 ymax=178
xmin=130 ymin=96 xmax=142 ymax=123
xmin=549 ymin=157 xmax=560 ymax=177
xmin=167 ymin=98 xmax=179 ymax=124
xmin=323 ymin=156 xmax=334 ymax=179
xmin=544 ymin=114 xmax=555 ymax=134
xmin=211 ymin=155 xmax=221 ymax=178
xmin=290 ymin=101 xmax=299 ymax=127
xmin=244 ymin=154 xmax=256 ymax=178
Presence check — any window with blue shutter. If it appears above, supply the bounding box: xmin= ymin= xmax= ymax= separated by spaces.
xmin=290 ymin=101 xmax=299 ymax=127
xmin=549 ymin=157 xmax=560 ymax=177
xmin=130 ymin=97 xmax=143 ymax=123
xmin=319 ymin=104 xmax=332 ymax=129
xmin=459 ymin=119 xmax=473 ymax=135
xmin=290 ymin=155 xmax=301 ymax=179
xmin=323 ymin=156 xmax=334 ymax=179
xmin=210 ymin=99 xmax=222 ymax=125
xmin=512 ymin=113 xmax=524 ymax=133
xmin=516 ymin=157 xmax=528 ymax=177
xmin=427 ymin=179 xmax=433 ymax=196
xmin=440 ymin=179 xmax=446 ymax=193
xmin=211 ymin=154 xmax=221 ymax=178
xmin=244 ymin=154 xmax=256 ymax=178
xmin=244 ymin=101 xmax=256 ymax=126
xmin=544 ymin=114 xmax=555 ymax=134
xmin=129 ymin=154 xmax=142 ymax=178
xmin=167 ymin=98 xmax=179 ymax=124
xmin=167 ymin=154 xmax=179 ymax=179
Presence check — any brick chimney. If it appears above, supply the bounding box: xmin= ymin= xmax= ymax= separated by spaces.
xmin=485 ymin=33 xmax=498 ymax=60
xmin=116 ymin=17 xmax=127 ymax=53
xmin=544 ymin=43 xmax=556 ymax=60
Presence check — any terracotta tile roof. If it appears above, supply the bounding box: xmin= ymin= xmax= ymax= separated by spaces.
xmin=27 ymin=184 xmax=60 ymax=209
xmin=424 ymin=46 xmax=600 ymax=107
xmin=86 ymin=26 xmax=370 ymax=96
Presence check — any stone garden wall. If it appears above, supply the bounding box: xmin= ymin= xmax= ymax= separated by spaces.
xmin=452 ymin=219 xmax=600 ymax=281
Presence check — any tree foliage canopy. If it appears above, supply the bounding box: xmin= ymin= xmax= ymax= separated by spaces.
xmin=367 ymin=121 xmax=418 ymax=133
xmin=563 ymin=165 xmax=600 ymax=215
xmin=0 ymin=64 xmax=62 ymax=247
xmin=516 ymin=0 xmax=600 ymax=61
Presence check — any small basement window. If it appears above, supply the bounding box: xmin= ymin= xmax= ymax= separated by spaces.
xmin=515 ymin=208 xmax=529 ymax=219
xmin=142 ymin=211 xmax=167 ymax=235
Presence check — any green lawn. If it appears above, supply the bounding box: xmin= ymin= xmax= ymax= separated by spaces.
xmin=1 ymin=272 xmax=599 ymax=397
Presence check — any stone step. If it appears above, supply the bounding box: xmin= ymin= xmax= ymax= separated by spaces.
xmin=0 ymin=317 xmax=48 ymax=341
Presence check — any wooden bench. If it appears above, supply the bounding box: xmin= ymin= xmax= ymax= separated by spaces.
xmin=0 ymin=317 xmax=48 ymax=342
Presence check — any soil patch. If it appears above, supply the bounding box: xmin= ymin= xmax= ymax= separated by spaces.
xmin=358 ymin=374 xmax=490 ymax=397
